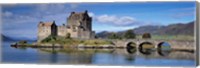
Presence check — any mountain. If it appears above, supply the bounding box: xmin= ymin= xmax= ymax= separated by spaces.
xmin=1 ymin=34 xmax=14 ymax=41
xmin=96 ymin=21 xmax=194 ymax=38
xmin=134 ymin=21 xmax=194 ymax=35
xmin=1 ymin=34 xmax=37 ymax=42
xmin=96 ymin=31 xmax=111 ymax=38
xmin=133 ymin=25 xmax=165 ymax=35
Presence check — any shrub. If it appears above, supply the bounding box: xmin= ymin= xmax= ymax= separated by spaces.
xmin=18 ymin=40 xmax=27 ymax=44
xmin=142 ymin=33 xmax=151 ymax=39
xmin=108 ymin=32 xmax=122 ymax=39
xmin=41 ymin=35 xmax=57 ymax=43
xmin=65 ymin=33 xmax=71 ymax=39
xmin=123 ymin=29 xmax=136 ymax=39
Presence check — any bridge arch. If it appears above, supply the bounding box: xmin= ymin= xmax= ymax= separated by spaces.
xmin=126 ymin=42 xmax=137 ymax=48
xmin=138 ymin=42 xmax=155 ymax=55
xmin=126 ymin=42 xmax=137 ymax=54
xmin=157 ymin=42 xmax=171 ymax=56
xmin=157 ymin=42 xmax=171 ymax=50
xmin=139 ymin=42 xmax=155 ymax=49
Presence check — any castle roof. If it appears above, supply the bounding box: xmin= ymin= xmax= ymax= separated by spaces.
xmin=69 ymin=10 xmax=89 ymax=18
xmin=39 ymin=21 xmax=55 ymax=27
xmin=71 ymin=12 xmax=85 ymax=17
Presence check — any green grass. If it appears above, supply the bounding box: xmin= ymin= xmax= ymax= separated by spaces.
xmin=40 ymin=35 xmax=194 ymax=47
xmin=15 ymin=40 xmax=34 ymax=46
xmin=40 ymin=36 xmax=113 ymax=46
xmin=41 ymin=36 xmax=80 ymax=46
xmin=81 ymin=39 xmax=113 ymax=46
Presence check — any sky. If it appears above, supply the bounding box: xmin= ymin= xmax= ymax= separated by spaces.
xmin=1 ymin=2 xmax=196 ymax=39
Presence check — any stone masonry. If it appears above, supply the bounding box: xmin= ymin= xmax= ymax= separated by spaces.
xmin=37 ymin=10 xmax=95 ymax=42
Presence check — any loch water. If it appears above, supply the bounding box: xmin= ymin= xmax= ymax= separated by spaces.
xmin=1 ymin=41 xmax=196 ymax=66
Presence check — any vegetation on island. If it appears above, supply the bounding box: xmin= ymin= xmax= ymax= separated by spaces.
xmin=40 ymin=35 xmax=113 ymax=46
xmin=11 ymin=40 xmax=34 ymax=49
xmin=41 ymin=35 xmax=80 ymax=45
xmin=14 ymin=40 xmax=33 ymax=46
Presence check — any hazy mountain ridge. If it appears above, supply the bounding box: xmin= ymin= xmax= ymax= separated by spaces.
xmin=1 ymin=34 xmax=37 ymax=41
xmin=1 ymin=34 xmax=14 ymax=41
xmin=134 ymin=21 xmax=194 ymax=35
xmin=96 ymin=21 xmax=194 ymax=38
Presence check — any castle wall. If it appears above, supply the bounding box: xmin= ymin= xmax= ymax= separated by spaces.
xmin=37 ymin=22 xmax=57 ymax=42
xmin=91 ymin=31 xmax=95 ymax=39
xmin=65 ymin=27 xmax=77 ymax=38
xmin=66 ymin=11 xmax=94 ymax=39
xmin=57 ymin=26 xmax=67 ymax=37
xmin=38 ymin=26 xmax=51 ymax=42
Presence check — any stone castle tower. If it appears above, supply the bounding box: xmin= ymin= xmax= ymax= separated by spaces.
xmin=38 ymin=21 xmax=57 ymax=42
xmin=66 ymin=10 xmax=94 ymax=39
xmin=38 ymin=10 xmax=95 ymax=41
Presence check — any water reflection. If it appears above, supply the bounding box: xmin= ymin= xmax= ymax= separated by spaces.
xmin=5 ymin=41 xmax=195 ymax=66
xmin=157 ymin=42 xmax=171 ymax=56
xmin=139 ymin=42 xmax=155 ymax=55
xmin=124 ymin=54 xmax=136 ymax=62
xmin=126 ymin=42 xmax=137 ymax=54
xmin=35 ymin=46 xmax=195 ymax=65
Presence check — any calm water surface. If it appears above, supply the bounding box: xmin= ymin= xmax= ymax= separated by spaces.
xmin=1 ymin=41 xmax=196 ymax=66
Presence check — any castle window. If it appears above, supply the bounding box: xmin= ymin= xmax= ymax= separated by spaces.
xmin=72 ymin=25 xmax=76 ymax=32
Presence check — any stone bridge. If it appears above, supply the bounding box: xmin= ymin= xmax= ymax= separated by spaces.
xmin=109 ymin=39 xmax=195 ymax=50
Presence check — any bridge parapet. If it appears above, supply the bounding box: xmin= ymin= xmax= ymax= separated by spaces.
xmin=111 ymin=39 xmax=195 ymax=50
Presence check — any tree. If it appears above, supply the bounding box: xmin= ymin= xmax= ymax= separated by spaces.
xmin=108 ymin=32 xmax=121 ymax=39
xmin=142 ymin=33 xmax=151 ymax=39
xmin=94 ymin=35 xmax=98 ymax=39
xmin=65 ymin=33 xmax=71 ymax=39
xmin=123 ymin=29 xmax=136 ymax=39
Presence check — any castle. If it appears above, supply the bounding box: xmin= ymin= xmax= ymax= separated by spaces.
xmin=38 ymin=10 xmax=95 ymax=42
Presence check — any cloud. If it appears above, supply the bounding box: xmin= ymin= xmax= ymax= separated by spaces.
xmin=1 ymin=4 xmax=71 ymax=38
xmin=2 ymin=12 xmax=39 ymax=24
xmin=95 ymin=14 xmax=140 ymax=26
xmin=2 ymin=4 xmax=70 ymax=24
xmin=88 ymin=12 xmax=95 ymax=17
xmin=3 ymin=11 xmax=13 ymax=17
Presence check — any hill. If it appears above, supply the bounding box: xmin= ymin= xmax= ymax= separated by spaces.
xmin=96 ymin=21 xmax=194 ymax=38
xmin=1 ymin=34 xmax=37 ymax=42
xmin=134 ymin=21 xmax=194 ymax=35
xmin=1 ymin=34 xmax=14 ymax=41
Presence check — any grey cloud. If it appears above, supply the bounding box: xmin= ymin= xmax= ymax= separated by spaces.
xmin=95 ymin=14 xmax=143 ymax=26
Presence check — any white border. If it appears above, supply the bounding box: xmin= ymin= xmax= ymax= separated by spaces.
xmin=0 ymin=0 xmax=196 ymax=3
xmin=0 ymin=0 xmax=199 ymax=68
